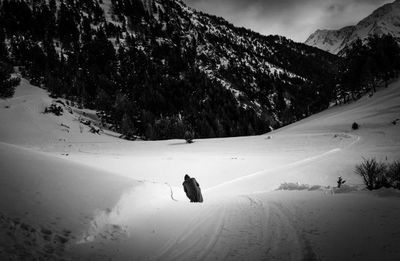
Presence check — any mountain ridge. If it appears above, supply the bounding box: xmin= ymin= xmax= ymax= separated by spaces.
xmin=305 ymin=0 xmax=400 ymax=54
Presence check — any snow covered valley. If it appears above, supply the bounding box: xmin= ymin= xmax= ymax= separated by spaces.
xmin=1 ymin=78 xmax=400 ymax=260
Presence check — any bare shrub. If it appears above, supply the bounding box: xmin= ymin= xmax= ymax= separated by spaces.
xmin=355 ymin=158 xmax=387 ymax=190
xmin=387 ymin=161 xmax=400 ymax=189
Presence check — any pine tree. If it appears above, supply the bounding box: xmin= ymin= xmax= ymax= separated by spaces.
xmin=0 ymin=28 xmax=7 ymax=59
xmin=0 ymin=61 xmax=20 ymax=98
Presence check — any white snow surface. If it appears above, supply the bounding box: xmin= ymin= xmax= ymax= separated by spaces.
xmin=1 ymin=77 xmax=400 ymax=260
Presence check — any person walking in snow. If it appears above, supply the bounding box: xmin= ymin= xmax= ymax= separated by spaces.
xmin=183 ymin=174 xmax=203 ymax=203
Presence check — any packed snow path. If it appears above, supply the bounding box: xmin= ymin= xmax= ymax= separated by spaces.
xmin=70 ymin=186 xmax=400 ymax=261
xmin=153 ymin=196 xmax=310 ymax=261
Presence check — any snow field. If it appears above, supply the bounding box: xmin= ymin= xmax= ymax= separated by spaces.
xmin=0 ymin=77 xmax=400 ymax=260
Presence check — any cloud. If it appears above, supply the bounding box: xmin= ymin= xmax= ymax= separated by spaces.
xmin=184 ymin=0 xmax=393 ymax=42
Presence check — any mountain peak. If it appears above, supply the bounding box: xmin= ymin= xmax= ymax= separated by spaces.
xmin=305 ymin=0 xmax=400 ymax=55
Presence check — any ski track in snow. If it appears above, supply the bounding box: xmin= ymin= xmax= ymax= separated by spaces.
xmin=152 ymin=195 xmax=318 ymax=261
xmin=154 ymin=204 xmax=227 ymax=260
xmin=206 ymin=132 xmax=360 ymax=193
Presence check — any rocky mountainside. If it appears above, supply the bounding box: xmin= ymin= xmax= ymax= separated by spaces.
xmin=0 ymin=0 xmax=338 ymax=139
xmin=305 ymin=0 xmax=400 ymax=55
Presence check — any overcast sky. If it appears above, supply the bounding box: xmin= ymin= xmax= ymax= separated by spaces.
xmin=183 ymin=0 xmax=394 ymax=42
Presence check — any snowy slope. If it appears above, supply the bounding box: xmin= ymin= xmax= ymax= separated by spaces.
xmin=305 ymin=0 xmax=400 ymax=54
xmin=1 ymin=78 xmax=400 ymax=260
xmin=305 ymin=26 xmax=355 ymax=55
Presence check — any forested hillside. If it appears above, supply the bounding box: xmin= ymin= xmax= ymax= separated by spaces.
xmin=0 ymin=0 xmax=342 ymax=139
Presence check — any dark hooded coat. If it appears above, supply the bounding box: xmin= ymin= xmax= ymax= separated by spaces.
xmin=183 ymin=174 xmax=203 ymax=203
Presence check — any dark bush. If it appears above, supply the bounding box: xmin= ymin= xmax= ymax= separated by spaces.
xmin=184 ymin=130 xmax=194 ymax=144
xmin=337 ymin=176 xmax=346 ymax=188
xmin=89 ymin=126 xmax=101 ymax=135
xmin=1 ymin=62 xmax=20 ymax=98
xmin=355 ymin=158 xmax=387 ymax=190
xmin=387 ymin=161 xmax=400 ymax=189
xmin=44 ymin=104 xmax=63 ymax=116
xmin=352 ymin=122 xmax=359 ymax=130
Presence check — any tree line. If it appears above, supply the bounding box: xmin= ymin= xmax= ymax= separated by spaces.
xmin=336 ymin=35 xmax=400 ymax=104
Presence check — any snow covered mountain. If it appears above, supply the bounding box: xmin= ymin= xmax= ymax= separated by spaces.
xmin=0 ymin=0 xmax=338 ymax=139
xmin=305 ymin=0 xmax=400 ymax=55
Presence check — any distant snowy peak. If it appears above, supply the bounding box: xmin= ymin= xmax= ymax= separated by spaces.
xmin=305 ymin=27 xmax=355 ymax=55
xmin=305 ymin=0 xmax=400 ymax=55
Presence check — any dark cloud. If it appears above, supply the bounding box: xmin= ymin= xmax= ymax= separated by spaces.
xmin=184 ymin=0 xmax=393 ymax=42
